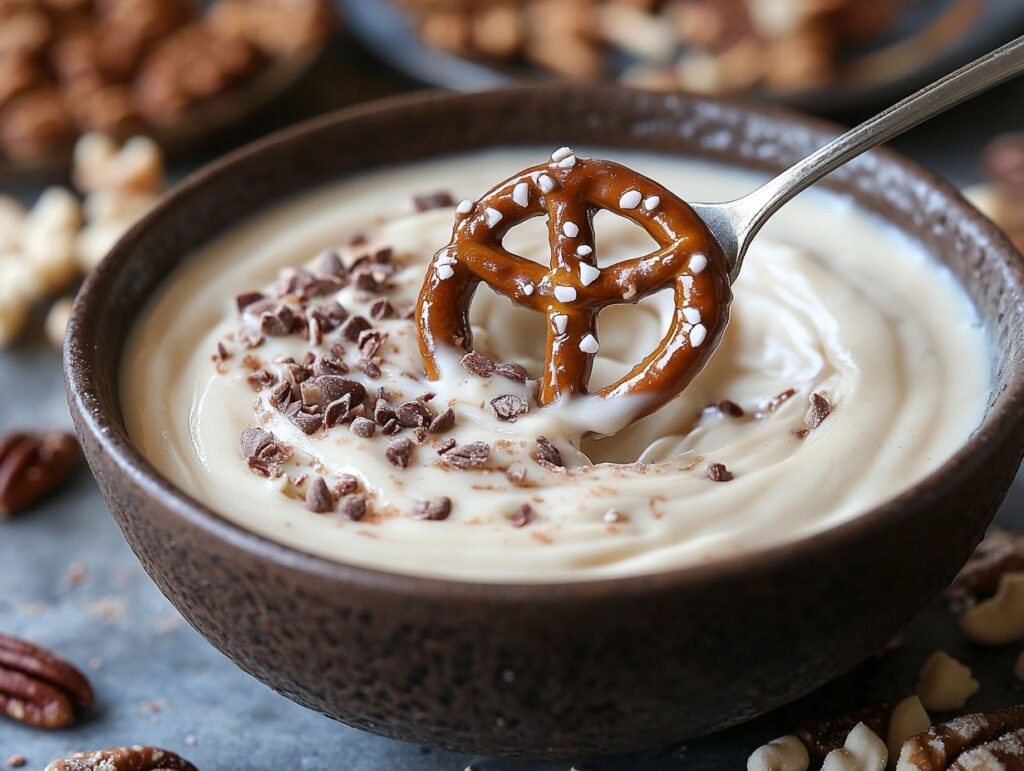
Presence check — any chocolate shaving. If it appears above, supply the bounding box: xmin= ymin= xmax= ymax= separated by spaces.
xmin=340 ymin=315 xmax=371 ymax=342
xmin=534 ymin=436 xmax=563 ymax=468
xmin=374 ymin=398 xmax=396 ymax=426
xmin=385 ymin=437 xmax=414 ymax=468
xmin=511 ymin=504 xmax=534 ymax=528
xmin=495 ymin=362 xmax=529 ymax=383
xmin=370 ymin=298 xmax=393 ymax=320
xmin=350 ymin=417 xmax=376 ymax=438
xmin=795 ymin=393 xmax=833 ymax=438
xmin=435 ymin=438 xmax=457 ymax=455
xmin=413 ymin=190 xmax=456 ymax=211
xmin=356 ymin=359 xmax=381 ymax=379
xmin=314 ymin=352 xmax=348 ymax=377
xmin=441 ymin=441 xmax=490 ymax=469
xmin=357 ymin=329 xmax=386 ymax=359
xmin=396 ymin=400 xmax=433 ymax=428
xmin=428 ymin=407 xmax=456 ymax=434
xmin=382 ymin=419 xmax=402 ymax=436
xmin=461 ymin=352 xmax=495 ymax=377
xmin=236 ymin=291 xmax=265 ymax=313
xmin=316 ymin=250 xmax=347 ymax=279
xmin=240 ymin=427 xmax=288 ymax=478
xmin=260 ymin=304 xmax=294 ymax=336
xmin=323 ymin=395 xmax=353 ymax=428
xmin=762 ymin=388 xmax=798 ymax=415
xmin=339 ymin=494 xmax=367 ymax=521
xmin=239 ymin=328 xmax=265 ymax=349
xmin=290 ymin=409 xmax=323 ymax=435
xmin=246 ymin=369 xmax=276 ymax=391
xmin=305 ymin=477 xmax=334 ymax=513
xmin=214 ymin=342 xmax=231 ymax=362
xmin=717 ymin=400 xmax=744 ymax=417
xmin=412 ymin=496 xmax=452 ymax=520
xmin=707 ymin=462 xmax=734 ymax=482
xmin=307 ymin=314 xmax=323 ymax=346
xmin=490 ymin=394 xmax=529 ymax=422
xmin=270 ymin=381 xmax=294 ymax=411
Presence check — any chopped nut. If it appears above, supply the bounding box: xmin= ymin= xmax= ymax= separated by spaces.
xmin=428 ymin=406 xmax=456 ymax=434
xmin=820 ymin=723 xmax=887 ymax=771
xmin=350 ymin=417 xmax=375 ymax=438
xmin=960 ymin=572 xmax=1024 ymax=645
xmin=707 ymin=462 xmax=733 ymax=482
xmin=441 ymin=441 xmax=489 ymax=469
xmin=490 ymin=394 xmax=529 ymax=422
xmin=746 ymin=735 xmax=809 ymax=771
xmin=915 ymin=651 xmax=979 ymax=712
xmin=534 ymin=435 xmax=563 ymax=468
xmin=385 ymin=437 xmax=414 ymax=469
xmin=886 ymin=695 xmax=930 ymax=761
xmin=413 ymin=496 xmax=452 ymax=521
xmin=461 ymin=351 xmax=495 ymax=377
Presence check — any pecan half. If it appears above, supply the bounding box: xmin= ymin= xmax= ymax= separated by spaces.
xmin=45 ymin=745 xmax=197 ymax=770
xmin=0 ymin=634 xmax=94 ymax=728
xmin=898 ymin=705 xmax=1024 ymax=769
xmin=949 ymin=530 xmax=1024 ymax=598
xmin=0 ymin=432 xmax=80 ymax=517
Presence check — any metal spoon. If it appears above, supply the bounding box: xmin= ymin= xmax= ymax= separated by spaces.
xmin=692 ymin=34 xmax=1024 ymax=281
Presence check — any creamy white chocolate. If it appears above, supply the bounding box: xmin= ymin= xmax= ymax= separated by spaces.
xmin=122 ymin=150 xmax=991 ymax=582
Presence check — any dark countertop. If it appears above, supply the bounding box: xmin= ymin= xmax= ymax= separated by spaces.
xmin=2 ymin=35 xmax=1023 ymax=771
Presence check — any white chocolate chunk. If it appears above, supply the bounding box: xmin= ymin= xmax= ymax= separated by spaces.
xmin=512 ymin=182 xmax=529 ymax=208
xmin=484 ymin=207 xmax=503 ymax=228
xmin=456 ymin=199 xmax=474 ymax=215
xmin=643 ymin=195 xmax=661 ymax=211
xmin=915 ymin=651 xmax=979 ymax=711
xmin=689 ymin=253 xmax=708 ymax=274
xmin=960 ymin=572 xmax=1024 ymax=645
xmin=45 ymin=296 xmax=75 ymax=350
xmin=886 ymin=695 xmax=930 ymax=761
xmin=436 ymin=264 xmax=455 ymax=280
xmin=552 ymin=314 xmax=568 ymax=335
xmin=576 ymin=244 xmax=593 ymax=257
xmin=682 ymin=307 xmax=701 ymax=324
xmin=558 ymin=155 xmax=577 ymax=168
xmin=551 ymin=146 xmax=573 ymax=162
xmin=689 ymin=323 xmax=708 ymax=348
xmin=619 ymin=190 xmax=642 ymax=209
xmin=579 ymin=334 xmax=599 ymax=354
xmin=563 ymin=221 xmax=580 ymax=238
xmin=538 ymin=174 xmax=556 ymax=193
xmin=522 ymin=282 xmax=535 ymax=296
xmin=821 ymin=723 xmax=887 ymax=771
xmin=554 ymin=285 xmax=577 ymax=303
xmin=746 ymin=735 xmax=809 ymax=771
xmin=579 ymin=263 xmax=600 ymax=286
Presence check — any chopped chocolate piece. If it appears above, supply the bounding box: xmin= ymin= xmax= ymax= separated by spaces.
xmin=435 ymin=437 xmax=457 ymax=455
xmin=340 ymin=315 xmax=371 ymax=342
xmin=246 ymin=369 xmax=276 ymax=391
xmin=241 ymin=355 xmax=263 ymax=371
xmin=260 ymin=304 xmax=295 ymax=336
xmin=428 ymin=407 xmax=456 ymax=434
xmin=349 ymin=232 xmax=368 ymax=247
xmin=316 ymin=249 xmax=347 ymax=279
xmin=534 ymin=436 xmax=564 ymax=468
xmin=277 ymin=267 xmax=338 ymax=300
xmin=461 ymin=351 xmax=495 ymax=377
xmin=353 ymin=267 xmax=383 ymax=292
xmin=414 ymin=190 xmax=456 ymax=211
xmin=495 ymin=362 xmax=529 ymax=383
xmin=950 ymin=530 xmax=1024 ymax=597
xmin=285 ymin=362 xmax=312 ymax=385
xmin=309 ymin=307 xmax=336 ymax=334
xmin=511 ymin=504 xmax=534 ymax=528
xmin=314 ymin=352 xmax=348 ymax=377
xmin=324 ymin=301 xmax=349 ymax=324
xmin=324 ymin=395 xmax=353 ymax=428
xmin=398 ymin=303 xmax=417 ymax=320
xmin=396 ymin=400 xmax=433 ymax=428
xmin=382 ymin=419 xmax=402 ymax=436
xmin=442 ymin=441 xmax=490 ymax=469
xmin=413 ymin=426 xmax=429 ymax=443
xmin=370 ymin=298 xmax=393 ymax=320
xmin=290 ymin=409 xmax=323 ymax=435
xmin=717 ymin=400 xmax=745 ymax=417
xmin=308 ymin=314 xmax=323 ymax=346
xmin=356 ymin=359 xmax=381 ymax=379
xmin=505 ymin=467 xmax=527 ymax=486
xmin=807 ymin=393 xmax=832 ymax=428
xmin=351 ymin=417 xmax=376 ymax=438
xmin=339 ymin=493 xmax=367 ymax=521
xmin=334 ymin=474 xmax=359 ymax=496
xmin=240 ymin=427 xmax=288 ymax=477
xmin=707 ymin=462 xmax=734 ymax=482
xmin=270 ymin=381 xmax=294 ymax=411
xmin=413 ymin=496 xmax=452 ymax=521
xmin=239 ymin=328 xmax=265 ymax=349
xmin=236 ymin=291 xmax=265 ymax=312
xmin=763 ymin=388 xmax=798 ymax=414
xmin=305 ymin=477 xmax=334 ymax=513
xmin=310 ymin=376 xmax=366 ymax=406
xmin=372 ymin=247 xmax=393 ymax=264
xmin=490 ymin=394 xmax=529 ymax=422
xmin=374 ymin=398 xmax=396 ymax=426
xmin=385 ymin=437 xmax=414 ymax=468
xmin=213 ymin=342 xmax=231 ymax=362
xmin=358 ymin=329 xmax=386 ymax=359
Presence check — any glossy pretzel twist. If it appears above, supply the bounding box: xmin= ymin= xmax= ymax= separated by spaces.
xmin=416 ymin=155 xmax=731 ymax=426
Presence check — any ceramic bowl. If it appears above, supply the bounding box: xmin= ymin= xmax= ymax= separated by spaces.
xmin=65 ymin=85 xmax=1024 ymax=758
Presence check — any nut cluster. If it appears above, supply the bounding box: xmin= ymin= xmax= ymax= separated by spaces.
xmin=0 ymin=0 xmax=332 ymax=160
xmin=397 ymin=0 xmax=908 ymax=93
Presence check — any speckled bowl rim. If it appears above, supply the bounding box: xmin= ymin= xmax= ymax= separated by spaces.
xmin=66 ymin=85 xmax=1024 ymax=601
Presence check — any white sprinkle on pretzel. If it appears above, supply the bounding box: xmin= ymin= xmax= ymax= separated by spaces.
xmin=456 ymin=199 xmax=474 ymax=215
xmin=553 ymin=285 xmax=577 ymax=303
xmin=512 ymin=182 xmax=529 ymax=208
xmin=563 ymin=221 xmax=580 ymax=238
xmin=538 ymin=174 xmax=556 ymax=193
xmin=579 ymin=334 xmax=600 ymax=354
xmin=689 ymin=253 xmax=707 ymax=274
xmin=682 ymin=307 xmax=701 ymax=324
xmin=484 ymin=207 xmax=503 ymax=228
xmin=552 ymin=313 xmax=568 ymax=335
xmin=619 ymin=190 xmax=642 ymax=209
xmin=436 ymin=264 xmax=454 ymax=280
xmin=643 ymin=195 xmax=661 ymax=211
xmin=576 ymin=244 xmax=593 ymax=257
xmin=690 ymin=324 xmax=707 ymax=347
xmin=551 ymin=146 xmax=574 ymax=162
xmin=579 ymin=263 xmax=600 ymax=286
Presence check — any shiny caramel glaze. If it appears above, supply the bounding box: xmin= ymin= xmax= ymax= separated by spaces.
xmin=416 ymin=155 xmax=731 ymax=428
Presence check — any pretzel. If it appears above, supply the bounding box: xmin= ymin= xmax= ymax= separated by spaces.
xmin=416 ymin=149 xmax=732 ymax=430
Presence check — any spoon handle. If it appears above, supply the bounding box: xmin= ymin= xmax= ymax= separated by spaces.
xmin=725 ymin=33 xmax=1024 ymax=278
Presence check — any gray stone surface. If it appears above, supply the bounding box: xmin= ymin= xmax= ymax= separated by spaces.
xmin=2 ymin=47 xmax=1024 ymax=771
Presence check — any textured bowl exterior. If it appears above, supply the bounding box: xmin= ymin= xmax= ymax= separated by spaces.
xmin=65 ymin=86 xmax=1024 ymax=758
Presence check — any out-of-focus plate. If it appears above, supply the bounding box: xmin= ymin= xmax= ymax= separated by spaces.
xmin=341 ymin=0 xmax=1024 ymax=115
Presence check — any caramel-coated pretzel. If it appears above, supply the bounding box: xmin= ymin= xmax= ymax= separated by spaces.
xmin=416 ymin=152 xmax=732 ymax=426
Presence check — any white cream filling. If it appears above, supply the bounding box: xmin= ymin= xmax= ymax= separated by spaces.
xmin=122 ymin=149 xmax=991 ymax=582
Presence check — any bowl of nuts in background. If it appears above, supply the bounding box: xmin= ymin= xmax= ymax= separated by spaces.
xmin=0 ymin=0 xmax=334 ymax=179
xmin=342 ymin=0 xmax=1024 ymax=113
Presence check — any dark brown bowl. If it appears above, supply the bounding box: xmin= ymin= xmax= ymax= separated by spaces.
xmin=64 ymin=86 xmax=1024 ymax=758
